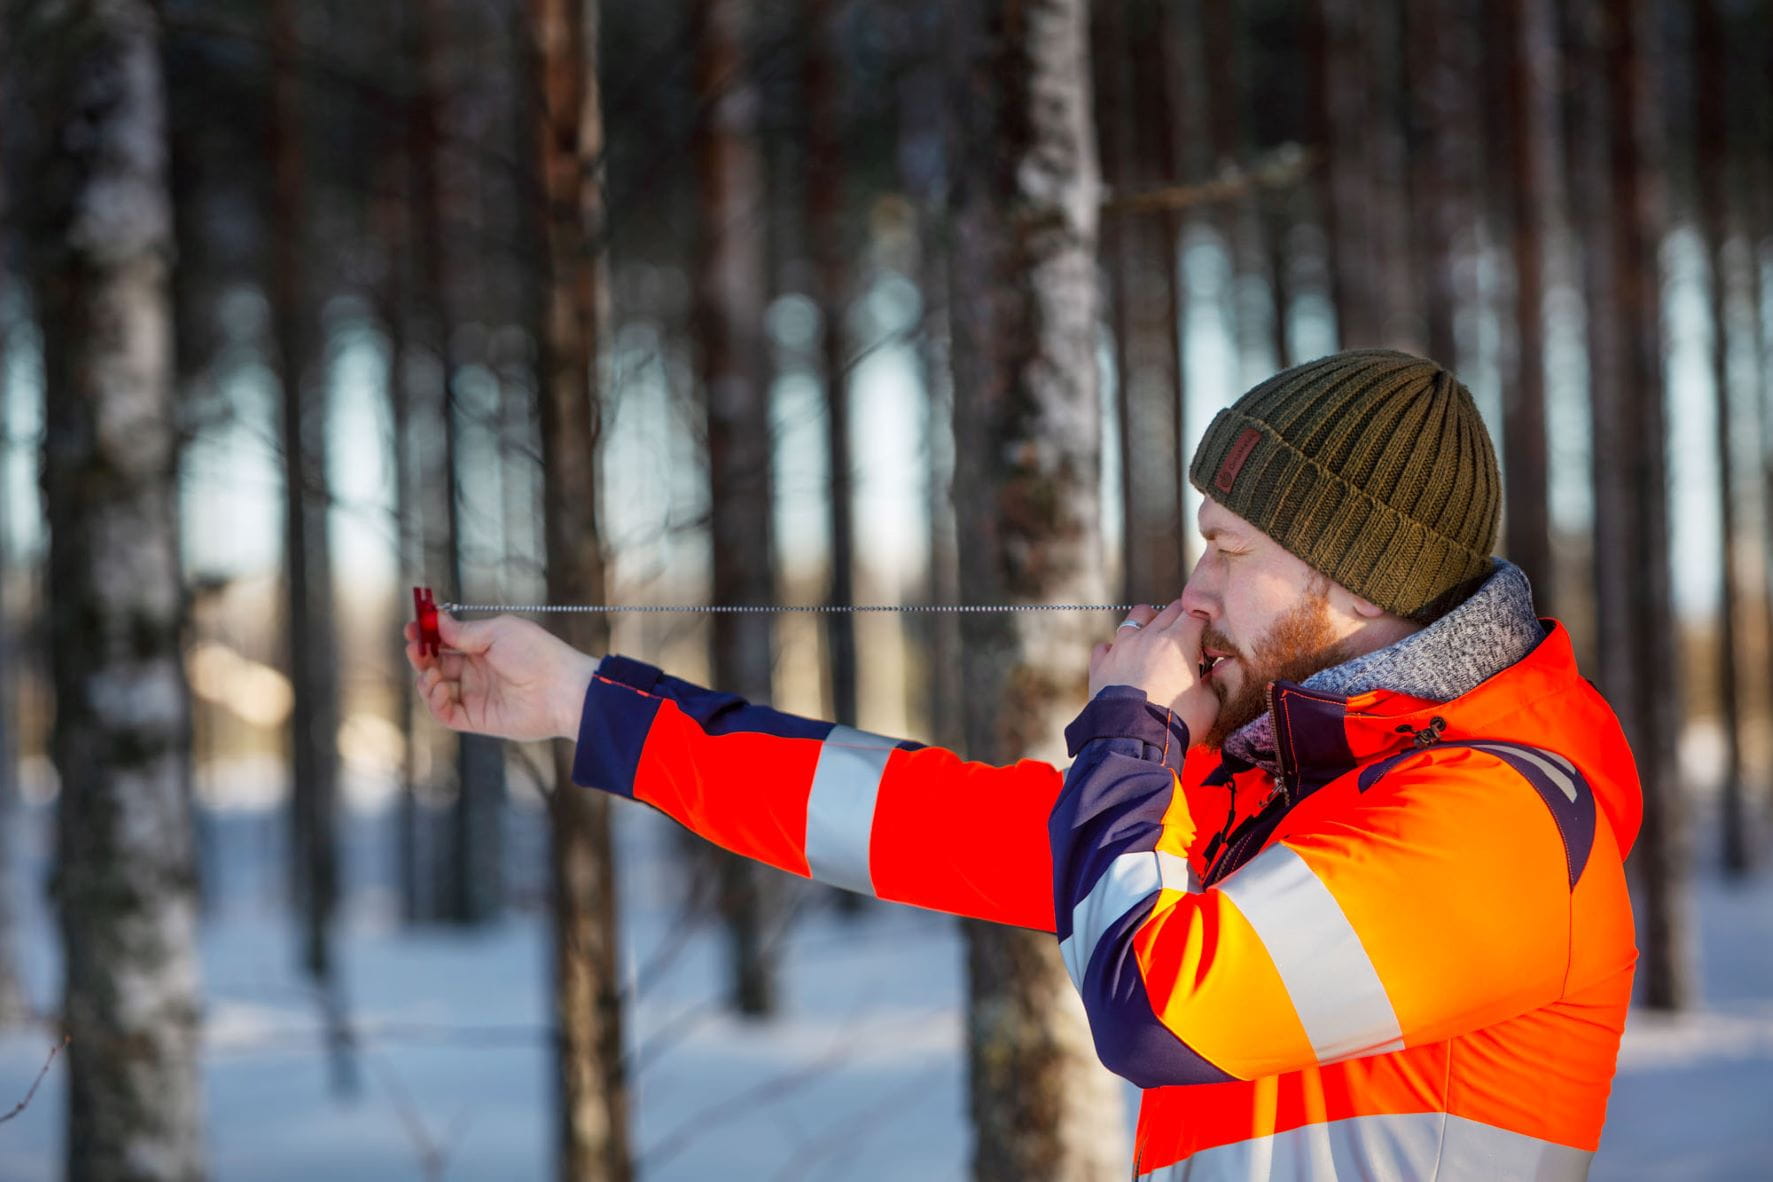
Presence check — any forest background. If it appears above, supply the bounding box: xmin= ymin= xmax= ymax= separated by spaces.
xmin=0 ymin=0 xmax=1771 ymax=1177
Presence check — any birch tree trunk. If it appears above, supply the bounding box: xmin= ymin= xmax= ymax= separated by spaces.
xmin=528 ymin=0 xmax=633 ymax=1173
xmin=20 ymin=0 xmax=206 ymax=1173
xmin=693 ymin=0 xmax=780 ymax=1018
xmin=946 ymin=0 xmax=1127 ymax=1175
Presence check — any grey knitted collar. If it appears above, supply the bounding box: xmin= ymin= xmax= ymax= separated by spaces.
xmin=1220 ymin=559 xmax=1544 ymax=774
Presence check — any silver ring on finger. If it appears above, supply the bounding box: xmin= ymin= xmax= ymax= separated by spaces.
xmin=1117 ymin=619 xmax=1143 ymax=632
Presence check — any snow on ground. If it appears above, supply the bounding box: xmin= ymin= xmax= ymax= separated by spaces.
xmin=1 ymin=796 xmax=1770 ymax=1180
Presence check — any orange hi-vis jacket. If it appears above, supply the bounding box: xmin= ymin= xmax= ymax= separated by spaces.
xmin=571 ymin=617 xmax=1640 ymax=1180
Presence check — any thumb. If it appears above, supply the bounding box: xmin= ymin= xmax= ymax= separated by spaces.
xmin=436 ymin=611 xmax=494 ymax=654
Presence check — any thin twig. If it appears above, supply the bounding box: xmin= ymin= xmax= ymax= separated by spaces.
xmin=0 ymin=1035 xmax=69 ymax=1126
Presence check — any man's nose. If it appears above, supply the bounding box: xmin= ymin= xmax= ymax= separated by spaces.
xmin=1179 ymin=571 xmax=1216 ymax=621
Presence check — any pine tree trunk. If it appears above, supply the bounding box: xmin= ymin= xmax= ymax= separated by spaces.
xmin=1575 ymin=0 xmax=1692 ymax=1011
xmin=1497 ymin=0 xmax=1557 ymax=606
xmin=270 ymin=0 xmax=342 ymax=984
xmin=1310 ymin=0 xmax=1380 ymax=347
xmin=22 ymin=1 xmax=206 ymax=1172
xmin=1695 ymin=0 xmax=1751 ymax=878
xmin=1400 ymin=0 xmax=1476 ymax=365
xmin=0 ymin=79 xmax=29 ymax=1026
xmin=805 ymin=0 xmax=858 ymax=734
xmin=946 ymin=0 xmax=1128 ymax=1175
xmin=372 ymin=67 xmax=425 ymax=923
xmin=527 ymin=0 xmax=633 ymax=1174
xmin=1097 ymin=0 xmax=1187 ymax=606
xmin=693 ymin=0 xmax=780 ymax=1018
xmin=895 ymin=2 xmax=963 ymax=753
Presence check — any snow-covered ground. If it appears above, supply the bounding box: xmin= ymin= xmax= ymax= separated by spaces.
xmin=1 ymin=796 xmax=1770 ymax=1180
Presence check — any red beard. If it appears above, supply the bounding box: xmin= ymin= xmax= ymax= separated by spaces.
xmin=1200 ymin=579 xmax=1353 ymax=750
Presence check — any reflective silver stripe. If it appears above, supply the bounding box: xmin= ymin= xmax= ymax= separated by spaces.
xmin=1467 ymin=742 xmax=1579 ymax=802
xmin=1135 ymin=1112 xmax=1594 ymax=1181
xmin=1217 ymin=843 xmax=1404 ymax=1063
xmin=1060 ymin=849 xmax=1197 ymax=990
xmin=802 ymin=724 xmax=900 ymax=894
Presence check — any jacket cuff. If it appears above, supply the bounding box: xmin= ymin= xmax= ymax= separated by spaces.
xmin=570 ymin=654 xmax=668 ymax=797
xmin=1063 ymin=685 xmax=1190 ymax=772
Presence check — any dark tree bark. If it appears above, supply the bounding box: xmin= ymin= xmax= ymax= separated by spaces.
xmin=693 ymin=0 xmax=781 ymax=1018
xmin=1400 ymin=0 xmax=1478 ymax=365
xmin=1496 ymin=0 xmax=1557 ymax=607
xmin=1199 ymin=0 xmax=1262 ymax=370
xmin=409 ymin=0 xmax=507 ymax=927
xmin=946 ymin=0 xmax=1127 ymax=1175
xmin=894 ymin=0 xmax=964 ymax=753
xmin=270 ymin=0 xmax=342 ymax=987
xmin=1758 ymin=0 xmax=1773 ymax=856
xmin=18 ymin=0 xmax=206 ymax=1173
xmin=528 ymin=0 xmax=633 ymax=1173
xmin=804 ymin=0 xmax=858 ymax=735
xmin=1695 ymin=0 xmax=1751 ymax=878
xmin=374 ymin=0 xmax=425 ymax=928
xmin=0 ymin=43 xmax=29 ymax=1027
xmin=1572 ymin=0 xmax=1692 ymax=1010
xmin=1310 ymin=0 xmax=1383 ymax=347
xmin=1097 ymin=0 xmax=1186 ymax=606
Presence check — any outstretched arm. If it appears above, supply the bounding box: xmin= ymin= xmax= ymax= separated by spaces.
xmin=405 ymin=611 xmax=1065 ymax=930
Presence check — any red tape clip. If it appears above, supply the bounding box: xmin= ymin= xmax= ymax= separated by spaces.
xmin=412 ymin=586 xmax=441 ymax=658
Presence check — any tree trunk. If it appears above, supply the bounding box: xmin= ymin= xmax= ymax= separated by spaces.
xmin=375 ymin=88 xmax=425 ymax=926
xmin=407 ymin=0 xmax=505 ymax=927
xmin=21 ymin=1 xmax=206 ymax=1173
xmin=270 ymin=0 xmax=341 ymax=985
xmin=1400 ymin=0 xmax=1476 ymax=365
xmin=528 ymin=0 xmax=633 ymax=1173
xmin=0 ymin=59 xmax=29 ymax=1026
xmin=1574 ymin=0 xmax=1692 ymax=1011
xmin=1097 ymin=0 xmax=1186 ymax=606
xmin=804 ymin=0 xmax=858 ymax=734
xmin=1199 ymin=0 xmax=1260 ymax=373
xmin=946 ymin=0 xmax=1128 ymax=1176
xmin=693 ymin=0 xmax=780 ymax=1019
xmin=1695 ymin=0 xmax=1751 ymax=878
xmin=894 ymin=4 xmax=964 ymax=753
xmin=1310 ymin=0 xmax=1382 ymax=347
xmin=1497 ymin=0 xmax=1557 ymax=607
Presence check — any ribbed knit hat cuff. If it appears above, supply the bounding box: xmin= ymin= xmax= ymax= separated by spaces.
xmin=1188 ymin=407 xmax=1494 ymax=619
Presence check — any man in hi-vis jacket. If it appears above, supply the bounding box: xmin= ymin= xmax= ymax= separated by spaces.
xmin=406 ymin=350 xmax=1638 ymax=1180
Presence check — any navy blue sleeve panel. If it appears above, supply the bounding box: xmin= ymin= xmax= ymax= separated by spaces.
xmin=1051 ymin=686 xmax=1237 ymax=1086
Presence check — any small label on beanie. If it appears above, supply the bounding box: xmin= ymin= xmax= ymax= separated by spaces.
xmin=1214 ymin=427 xmax=1262 ymax=493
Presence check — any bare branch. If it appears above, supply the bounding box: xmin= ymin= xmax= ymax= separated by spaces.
xmin=0 ymin=1035 xmax=69 ymax=1126
xmin=1102 ymin=144 xmax=1318 ymax=216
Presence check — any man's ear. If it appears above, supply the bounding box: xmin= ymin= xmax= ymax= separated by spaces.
xmin=1322 ymin=576 xmax=1387 ymax=621
xmin=1349 ymin=593 xmax=1387 ymax=620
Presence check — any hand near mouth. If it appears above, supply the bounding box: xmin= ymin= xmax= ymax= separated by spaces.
xmin=1089 ymin=599 xmax=1221 ymax=746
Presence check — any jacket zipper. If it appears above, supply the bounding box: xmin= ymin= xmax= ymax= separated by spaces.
xmin=1203 ymin=684 xmax=1290 ymax=886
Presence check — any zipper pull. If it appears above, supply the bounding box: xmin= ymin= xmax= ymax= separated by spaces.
xmin=1396 ymin=715 xmax=1448 ymax=749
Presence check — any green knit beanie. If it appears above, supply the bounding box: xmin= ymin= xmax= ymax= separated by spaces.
xmin=1187 ymin=349 xmax=1501 ymax=621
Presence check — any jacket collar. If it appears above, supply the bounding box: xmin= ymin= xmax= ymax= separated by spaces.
xmin=1224 ymin=560 xmax=1548 ymax=797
